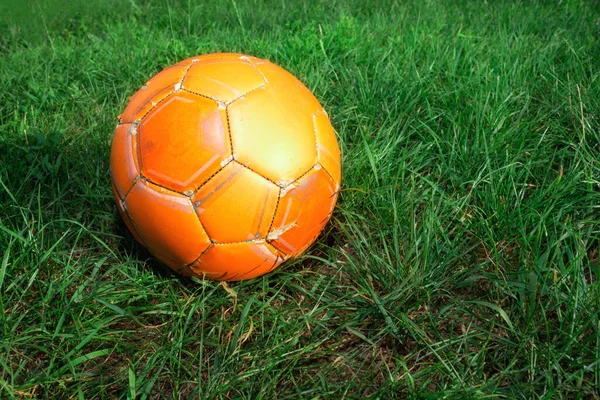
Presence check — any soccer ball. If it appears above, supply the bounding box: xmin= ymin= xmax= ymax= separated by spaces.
xmin=110 ymin=53 xmax=341 ymax=281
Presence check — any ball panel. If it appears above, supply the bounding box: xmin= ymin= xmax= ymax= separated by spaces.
xmin=111 ymin=183 xmax=145 ymax=245
xmin=267 ymin=167 xmax=337 ymax=256
xmin=119 ymin=60 xmax=193 ymax=123
xmin=312 ymin=112 xmax=342 ymax=184
xmin=138 ymin=91 xmax=230 ymax=193
xmin=110 ymin=123 xmax=140 ymax=199
xmin=228 ymin=85 xmax=318 ymax=185
xmin=183 ymin=58 xmax=266 ymax=103
xmin=187 ymin=241 xmax=282 ymax=281
xmin=191 ymin=162 xmax=279 ymax=243
xmin=124 ymin=180 xmax=211 ymax=267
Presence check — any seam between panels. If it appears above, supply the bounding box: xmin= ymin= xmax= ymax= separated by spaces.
xmin=311 ymin=113 xmax=320 ymax=168
xmin=233 ymin=160 xmax=280 ymax=188
xmin=231 ymin=241 xmax=285 ymax=280
xmin=155 ymin=250 xmax=181 ymax=266
xmin=180 ymin=60 xmax=197 ymax=86
xmin=267 ymin=261 xmax=280 ymax=274
xmin=266 ymin=240 xmax=290 ymax=257
xmin=325 ymin=192 xmax=340 ymax=221
xmin=324 ymin=188 xmax=339 ymax=222
xmin=233 ymin=261 xmax=265 ymax=281
xmin=182 ymin=267 xmax=227 ymax=281
xmin=242 ymin=56 xmax=269 ymax=84
xmin=224 ymin=106 xmax=235 ymax=156
xmin=225 ymin=84 xmax=266 ymax=106
xmin=140 ymin=175 xmax=188 ymax=196
xmin=277 ymin=164 xmax=315 ymax=198
xmin=120 ymin=175 xmax=141 ymax=203
xmin=134 ymin=122 xmax=146 ymax=181
xmin=254 ymin=190 xmax=271 ymax=240
xmin=320 ymin=162 xmax=336 ymax=185
xmin=179 ymin=243 xmax=213 ymax=271
xmin=227 ymin=272 xmax=242 ymax=281
xmin=136 ymin=89 xmax=175 ymax=123
xmin=211 ymin=238 xmax=269 ymax=246
xmin=121 ymin=124 xmax=144 ymax=193
xmin=180 ymin=87 xmax=222 ymax=104
xmin=137 ymin=164 xmax=241 ymax=199
xmin=188 ymin=157 xmax=235 ymax=198
xmin=266 ymin=187 xmax=282 ymax=236
xmin=211 ymin=271 xmax=228 ymax=280
xmin=122 ymin=205 xmax=148 ymax=248
xmin=265 ymin=241 xmax=289 ymax=261
xmin=188 ymin=196 xmax=211 ymax=240
xmin=267 ymin=255 xmax=284 ymax=273
xmin=292 ymin=164 xmax=316 ymax=186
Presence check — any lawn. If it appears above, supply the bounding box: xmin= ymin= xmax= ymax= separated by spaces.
xmin=1 ymin=0 xmax=599 ymax=398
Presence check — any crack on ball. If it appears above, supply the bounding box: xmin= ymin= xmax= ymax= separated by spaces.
xmin=267 ymin=223 xmax=296 ymax=240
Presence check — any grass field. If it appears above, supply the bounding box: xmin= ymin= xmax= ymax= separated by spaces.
xmin=1 ymin=0 xmax=599 ymax=398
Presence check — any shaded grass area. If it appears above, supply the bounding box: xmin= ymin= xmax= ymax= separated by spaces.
xmin=1 ymin=0 xmax=599 ymax=397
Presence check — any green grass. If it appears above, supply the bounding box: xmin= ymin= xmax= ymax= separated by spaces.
xmin=1 ymin=0 xmax=599 ymax=397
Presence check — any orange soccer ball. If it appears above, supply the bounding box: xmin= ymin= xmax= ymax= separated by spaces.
xmin=110 ymin=53 xmax=341 ymax=281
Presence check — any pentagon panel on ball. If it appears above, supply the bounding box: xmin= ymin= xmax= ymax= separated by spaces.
xmin=111 ymin=53 xmax=341 ymax=281
xmin=138 ymin=90 xmax=230 ymax=193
